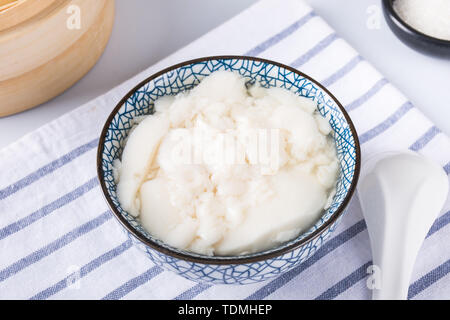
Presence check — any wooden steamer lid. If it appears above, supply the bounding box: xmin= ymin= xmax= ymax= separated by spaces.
xmin=0 ymin=0 xmax=115 ymax=116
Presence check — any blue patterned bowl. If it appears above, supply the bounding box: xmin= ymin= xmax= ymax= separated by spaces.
xmin=97 ymin=56 xmax=360 ymax=285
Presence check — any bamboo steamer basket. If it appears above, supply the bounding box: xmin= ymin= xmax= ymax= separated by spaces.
xmin=0 ymin=0 xmax=115 ymax=117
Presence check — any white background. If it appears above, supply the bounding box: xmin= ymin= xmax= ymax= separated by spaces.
xmin=1 ymin=0 xmax=449 ymax=149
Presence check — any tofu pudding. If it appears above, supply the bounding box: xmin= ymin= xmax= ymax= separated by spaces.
xmin=114 ymin=71 xmax=339 ymax=256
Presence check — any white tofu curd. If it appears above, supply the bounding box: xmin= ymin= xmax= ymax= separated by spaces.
xmin=114 ymin=71 xmax=339 ymax=256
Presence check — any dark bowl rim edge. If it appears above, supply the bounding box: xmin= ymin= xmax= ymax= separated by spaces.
xmin=382 ymin=0 xmax=450 ymax=46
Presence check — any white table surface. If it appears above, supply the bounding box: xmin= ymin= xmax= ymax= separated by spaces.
xmin=1 ymin=0 xmax=449 ymax=150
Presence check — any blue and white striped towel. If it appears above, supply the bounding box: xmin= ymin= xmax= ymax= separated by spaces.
xmin=1 ymin=0 xmax=449 ymax=300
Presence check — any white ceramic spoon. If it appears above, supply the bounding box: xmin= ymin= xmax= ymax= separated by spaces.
xmin=358 ymin=150 xmax=449 ymax=300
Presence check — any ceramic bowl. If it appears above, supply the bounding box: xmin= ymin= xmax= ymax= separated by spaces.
xmin=97 ymin=56 xmax=361 ymax=285
xmin=382 ymin=0 xmax=450 ymax=58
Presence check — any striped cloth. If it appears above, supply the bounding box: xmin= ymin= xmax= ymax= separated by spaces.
xmin=1 ymin=0 xmax=449 ymax=300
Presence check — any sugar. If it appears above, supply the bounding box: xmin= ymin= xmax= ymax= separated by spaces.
xmin=393 ymin=0 xmax=450 ymax=41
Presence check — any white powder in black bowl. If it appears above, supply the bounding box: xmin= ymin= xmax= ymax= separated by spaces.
xmin=394 ymin=0 xmax=450 ymax=41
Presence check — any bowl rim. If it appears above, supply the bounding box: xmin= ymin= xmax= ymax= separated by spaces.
xmin=97 ymin=55 xmax=361 ymax=265
xmin=382 ymin=0 xmax=450 ymax=46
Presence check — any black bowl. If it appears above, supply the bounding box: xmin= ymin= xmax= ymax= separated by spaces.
xmin=382 ymin=0 xmax=450 ymax=58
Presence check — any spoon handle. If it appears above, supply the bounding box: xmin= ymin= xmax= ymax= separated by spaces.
xmin=358 ymin=151 xmax=449 ymax=300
